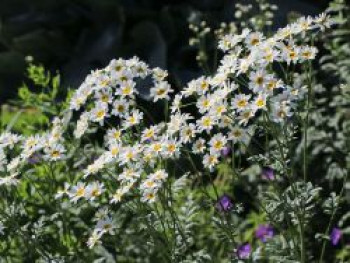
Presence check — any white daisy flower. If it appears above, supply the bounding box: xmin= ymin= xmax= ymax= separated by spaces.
xmin=122 ymin=109 xmax=143 ymax=129
xmin=231 ymin=94 xmax=251 ymax=112
xmin=209 ymin=133 xmax=227 ymax=154
xmin=90 ymin=102 xmax=109 ymax=125
xmin=150 ymin=81 xmax=173 ymax=102
xmin=95 ymin=216 xmax=115 ymax=235
xmin=203 ymin=154 xmax=219 ymax=171
xmin=192 ymin=138 xmax=206 ymax=154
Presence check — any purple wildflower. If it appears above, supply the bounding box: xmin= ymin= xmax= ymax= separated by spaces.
xmin=237 ymin=243 xmax=251 ymax=259
xmin=221 ymin=146 xmax=231 ymax=157
xmin=28 ymin=153 xmax=42 ymax=165
xmin=144 ymin=138 xmax=152 ymax=144
xmin=330 ymin=227 xmax=342 ymax=246
xmin=216 ymin=194 xmax=233 ymax=212
xmin=255 ymin=224 xmax=274 ymax=242
xmin=261 ymin=166 xmax=275 ymax=180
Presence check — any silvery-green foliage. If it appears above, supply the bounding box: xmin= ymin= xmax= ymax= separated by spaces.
xmin=263 ymin=182 xmax=321 ymax=225
xmin=233 ymin=0 xmax=277 ymax=31
xmin=321 ymin=0 xmax=350 ymax=83
xmin=245 ymin=0 xmax=278 ymax=31
xmin=180 ymin=250 xmax=212 ymax=263
xmin=171 ymin=173 xmax=190 ymax=195
xmin=132 ymin=178 xmax=211 ymax=262
xmin=252 ymin=236 xmax=299 ymax=262
xmin=297 ymin=0 xmax=350 ymax=184
xmin=322 ymin=192 xmax=340 ymax=215
xmin=259 ymin=182 xmax=322 ymax=261
xmin=173 ymin=194 xmax=211 ymax=262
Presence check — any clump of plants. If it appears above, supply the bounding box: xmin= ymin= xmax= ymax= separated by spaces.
xmin=0 ymin=1 xmax=349 ymax=262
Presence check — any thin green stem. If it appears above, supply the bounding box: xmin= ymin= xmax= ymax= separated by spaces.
xmin=319 ymin=172 xmax=348 ymax=263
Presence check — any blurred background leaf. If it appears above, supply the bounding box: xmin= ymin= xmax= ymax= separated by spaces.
xmin=0 ymin=0 xmax=328 ymax=103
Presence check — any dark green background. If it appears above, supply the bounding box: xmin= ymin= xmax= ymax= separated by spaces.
xmin=0 ymin=0 xmax=329 ymax=102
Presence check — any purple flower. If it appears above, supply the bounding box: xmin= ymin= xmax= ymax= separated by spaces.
xmin=28 ymin=153 xmax=42 ymax=164
xmin=216 ymin=194 xmax=233 ymax=212
xmin=237 ymin=243 xmax=251 ymax=259
xmin=255 ymin=224 xmax=274 ymax=242
xmin=330 ymin=227 xmax=342 ymax=246
xmin=221 ymin=146 xmax=231 ymax=157
xmin=144 ymin=138 xmax=152 ymax=144
xmin=261 ymin=167 xmax=275 ymax=180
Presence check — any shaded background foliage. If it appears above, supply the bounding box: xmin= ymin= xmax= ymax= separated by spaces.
xmin=0 ymin=0 xmax=329 ymax=102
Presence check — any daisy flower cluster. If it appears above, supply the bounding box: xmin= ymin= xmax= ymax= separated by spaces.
xmin=62 ymin=57 xmax=175 ymax=206
xmin=0 ymin=13 xmax=332 ymax=248
xmin=170 ymin=14 xmax=331 ymax=171
xmin=0 ymin=117 xmax=67 ymax=185
xmin=70 ymin=57 xmax=171 ymax=137
xmin=86 ymin=209 xmax=116 ymax=249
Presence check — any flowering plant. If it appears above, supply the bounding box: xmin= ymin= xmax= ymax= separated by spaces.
xmin=0 ymin=1 xmax=349 ymax=262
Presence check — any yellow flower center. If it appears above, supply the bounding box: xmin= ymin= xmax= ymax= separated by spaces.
xmin=233 ymin=130 xmax=242 ymax=137
xmin=265 ymin=53 xmax=273 ymax=61
xmin=120 ymin=75 xmax=128 ymax=82
xmin=216 ymin=105 xmax=225 ymax=113
xmin=203 ymin=118 xmax=211 ymax=127
xmin=114 ymin=131 xmax=121 ymax=139
xmin=237 ymin=100 xmax=247 ymax=108
xmin=214 ymin=141 xmax=223 ymax=150
xmin=146 ymin=193 xmax=155 ymax=199
xmin=101 ymin=80 xmax=109 ymax=87
xmin=267 ymin=81 xmax=276 ymax=90
xmin=76 ymin=187 xmax=85 ymax=197
xmin=185 ymin=129 xmax=192 ymax=136
xmin=146 ymin=181 xmax=155 ymax=188
xmin=101 ymin=95 xmax=109 ymax=103
xmin=145 ymin=130 xmax=154 ymax=138
xmin=209 ymin=156 xmax=216 ymax=164
xmin=122 ymin=86 xmax=131 ymax=95
xmin=96 ymin=110 xmax=105 ymax=119
xmin=91 ymin=189 xmax=100 ymax=197
xmin=251 ymin=38 xmax=259 ymax=46
xmin=27 ymin=140 xmax=37 ymax=147
xmin=156 ymin=88 xmax=166 ymax=96
xmin=111 ymin=148 xmax=119 ymax=156
xmin=167 ymin=144 xmax=176 ymax=152
xmin=202 ymin=100 xmax=210 ymax=107
xmin=51 ymin=150 xmax=60 ymax=158
xmin=129 ymin=116 xmax=136 ymax=124
xmin=302 ymin=51 xmax=311 ymax=58
xmin=137 ymin=67 xmax=145 ymax=73
xmin=126 ymin=152 xmax=134 ymax=160
xmin=256 ymin=99 xmax=265 ymax=107
xmin=200 ymin=81 xmax=209 ymax=90
xmin=153 ymin=144 xmax=162 ymax=152
xmin=289 ymin=50 xmax=296 ymax=59
xmin=256 ymin=76 xmax=264 ymax=86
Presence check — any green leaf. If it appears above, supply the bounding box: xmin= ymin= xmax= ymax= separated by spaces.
xmin=51 ymin=73 xmax=60 ymax=99
xmin=18 ymin=85 xmax=31 ymax=101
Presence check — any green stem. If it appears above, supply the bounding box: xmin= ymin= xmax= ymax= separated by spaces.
xmin=319 ymin=172 xmax=348 ymax=263
xmin=299 ymin=217 xmax=306 ymax=263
